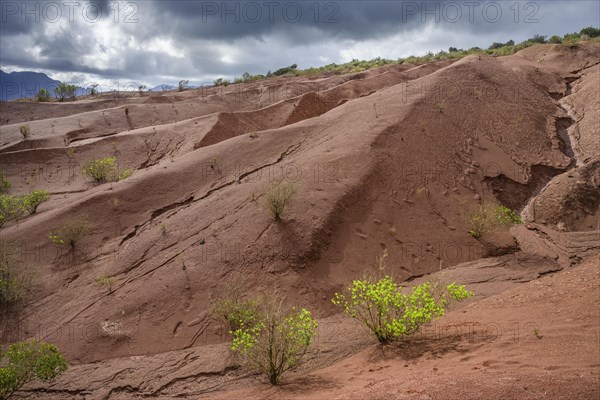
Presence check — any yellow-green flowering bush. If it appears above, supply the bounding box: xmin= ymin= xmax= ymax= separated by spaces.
xmin=215 ymin=296 xmax=259 ymax=333
xmin=0 ymin=195 xmax=23 ymax=228
xmin=332 ymin=276 xmax=473 ymax=343
xmin=0 ymin=241 xmax=30 ymax=307
xmin=0 ymin=341 xmax=67 ymax=399
xmin=0 ymin=174 xmax=9 ymax=194
xmin=82 ymin=157 xmax=118 ymax=182
xmin=118 ymin=169 xmax=133 ymax=181
xmin=20 ymin=190 xmax=50 ymax=214
xmin=230 ymin=300 xmax=317 ymax=385
xmin=467 ymin=201 xmax=522 ymax=238
xmin=496 ymin=205 xmax=522 ymax=225
xmin=213 ymin=277 xmax=260 ymax=333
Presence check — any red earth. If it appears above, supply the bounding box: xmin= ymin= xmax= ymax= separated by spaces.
xmin=0 ymin=42 xmax=598 ymax=399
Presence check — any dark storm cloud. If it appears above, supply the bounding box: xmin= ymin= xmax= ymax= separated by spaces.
xmin=149 ymin=0 xmax=597 ymax=41
xmin=0 ymin=1 xmax=598 ymax=85
xmin=150 ymin=0 xmax=419 ymax=40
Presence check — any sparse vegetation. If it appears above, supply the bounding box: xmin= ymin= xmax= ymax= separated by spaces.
xmin=467 ymin=201 xmax=522 ymax=238
xmin=434 ymin=100 xmax=446 ymax=113
xmin=100 ymin=310 xmax=130 ymax=340
xmin=579 ymin=26 xmax=600 ymax=38
xmin=100 ymin=320 xmax=130 ymax=340
xmin=496 ymin=204 xmax=522 ymax=225
xmin=108 ymin=197 xmax=120 ymax=209
xmin=214 ymin=278 xmax=260 ymax=333
xmin=0 ymin=195 xmax=24 ymax=227
xmin=213 ymin=78 xmax=230 ymax=87
xmin=82 ymin=157 xmax=118 ymax=183
xmin=548 ymin=35 xmax=562 ymax=44
xmin=20 ymin=190 xmax=50 ymax=214
xmin=19 ymin=125 xmax=30 ymax=139
xmin=273 ymin=63 xmax=298 ymax=76
xmin=53 ymin=82 xmax=77 ymax=101
xmin=159 ymin=223 xmax=167 ymax=235
xmin=0 ymin=341 xmax=67 ymax=399
xmin=178 ymin=80 xmax=189 ymax=91
xmin=230 ymin=297 xmax=318 ymax=385
xmin=0 ymin=241 xmax=30 ymax=308
xmin=214 ymin=277 xmax=317 ymax=385
xmin=36 ymin=88 xmax=50 ymax=102
xmin=264 ymin=181 xmax=296 ymax=221
xmin=118 ymin=169 xmax=133 ymax=181
xmin=48 ymin=217 xmax=90 ymax=250
xmin=211 ymin=27 xmax=600 ymax=86
xmin=96 ymin=276 xmax=115 ymax=293
xmin=333 ymin=273 xmax=473 ymax=343
xmin=138 ymin=85 xmax=147 ymax=94
xmin=0 ymin=174 xmax=10 ymax=194
xmin=234 ymin=72 xmax=264 ymax=84
xmin=208 ymin=157 xmax=219 ymax=171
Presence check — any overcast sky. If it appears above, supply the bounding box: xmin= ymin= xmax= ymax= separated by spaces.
xmin=0 ymin=0 xmax=598 ymax=88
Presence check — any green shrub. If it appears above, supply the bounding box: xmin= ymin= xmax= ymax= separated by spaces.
xmin=264 ymin=181 xmax=296 ymax=221
xmin=273 ymin=64 xmax=298 ymax=76
xmin=19 ymin=125 xmax=30 ymax=139
xmin=82 ymin=157 xmax=118 ymax=183
xmin=467 ymin=201 xmax=521 ymax=238
xmin=496 ymin=205 xmax=522 ymax=225
xmin=53 ymin=82 xmax=77 ymax=101
xmin=20 ymin=190 xmax=50 ymax=214
xmin=95 ymin=276 xmax=115 ymax=293
xmin=333 ymin=276 xmax=472 ymax=343
xmin=214 ymin=279 xmax=260 ymax=333
xmin=580 ymin=26 xmax=600 ymax=38
xmin=36 ymin=89 xmax=51 ymax=102
xmin=48 ymin=217 xmax=90 ymax=249
xmin=548 ymin=35 xmax=562 ymax=44
xmin=213 ymin=78 xmax=230 ymax=87
xmin=525 ymin=34 xmax=547 ymax=44
xmin=230 ymin=298 xmax=318 ymax=385
xmin=118 ymin=169 xmax=133 ymax=181
xmin=0 ymin=195 xmax=24 ymax=227
xmin=0 ymin=341 xmax=67 ymax=399
xmin=178 ymin=80 xmax=189 ymax=91
xmin=0 ymin=174 xmax=9 ymax=194
xmin=0 ymin=241 xmax=30 ymax=307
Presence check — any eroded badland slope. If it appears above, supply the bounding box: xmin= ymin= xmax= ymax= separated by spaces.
xmin=1 ymin=42 xmax=598 ymax=399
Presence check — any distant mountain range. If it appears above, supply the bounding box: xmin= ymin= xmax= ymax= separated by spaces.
xmin=149 ymin=84 xmax=176 ymax=92
xmin=0 ymin=70 xmax=97 ymax=101
xmin=0 ymin=69 xmax=208 ymax=100
xmin=0 ymin=70 xmax=63 ymax=101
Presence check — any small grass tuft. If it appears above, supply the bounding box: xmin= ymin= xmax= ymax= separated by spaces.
xmin=96 ymin=276 xmax=115 ymax=293
xmin=264 ymin=180 xmax=296 ymax=221
xmin=19 ymin=125 xmax=30 ymax=139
